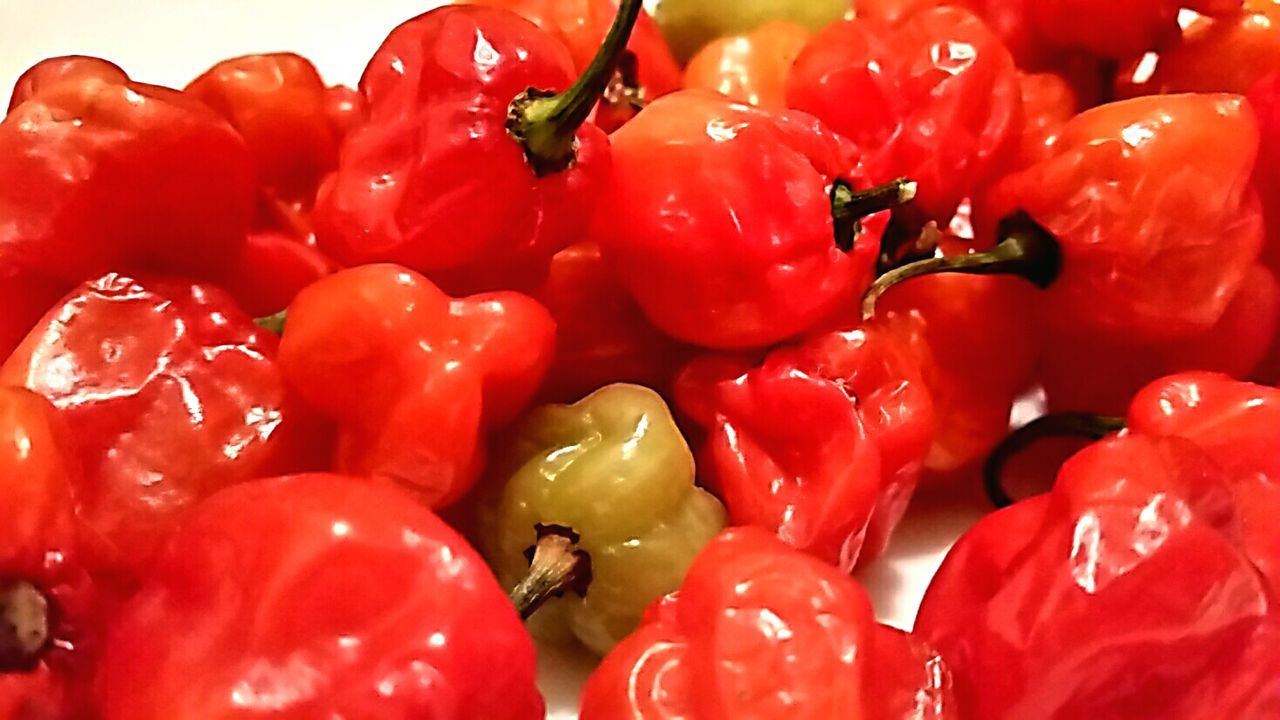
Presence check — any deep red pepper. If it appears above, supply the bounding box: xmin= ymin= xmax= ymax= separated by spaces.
xmin=1028 ymin=0 xmax=1243 ymax=60
xmin=600 ymin=90 xmax=902 ymax=349
xmin=98 ymin=473 xmax=544 ymax=719
xmin=675 ymin=324 xmax=934 ymax=570
xmin=786 ymin=5 xmax=1023 ymax=225
xmin=682 ymin=20 xmax=812 ymax=110
xmin=313 ymin=1 xmax=641 ymax=294
xmin=579 ymin=527 xmax=957 ymax=719
xmin=278 ymin=264 xmax=555 ymax=507
xmin=0 ymin=56 xmax=255 ymax=359
xmin=1012 ymin=71 xmax=1077 ymax=168
xmin=0 ymin=273 xmax=320 ymax=585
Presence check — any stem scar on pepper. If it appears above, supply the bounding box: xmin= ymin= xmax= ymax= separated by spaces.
xmin=0 ymin=579 xmax=51 ymax=673
xmin=254 ymin=310 xmax=287 ymax=336
xmin=510 ymin=523 xmax=594 ymax=621
xmin=983 ymin=413 xmax=1126 ymax=508
xmin=861 ymin=210 xmax=1063 ymax=320
xmin=831 ymin=177 xmax=918 ymax=252
xmin=506 ymin=0 xmax=644 ymax=176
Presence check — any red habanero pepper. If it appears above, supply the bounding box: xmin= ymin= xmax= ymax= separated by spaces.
xmin=0 ymin=389 xmax=96 ymax=720
xmin=600 ymin=90 xmax=909 ymax=349
xmin=98 ymin=474 xmax=544 ymax=720
xmin=786 ymin=6 xmax=1023 ymax=225
xmin=278 ymin=264 xmax=555 ymax=508
xmin=682 ymin=20 xmax=812 ymax=110
xmin=313 ymin=0 xmax=643 ymax=294
xmin=918 ymin=432 xmax=1280 ymax=719
xmin=0 ymin=273 xmax=320 ymax=585
xmin=1012 ymin=71 xmax=1077 ymax=168
xmin=534 ymin=242 xmax=690 ymax=402
xmin=1249 ymin=72 xmax=1280 ymax=285
xmin=0 ymin=56 xmax=254 ymax=358
xmin=1028 ymin=0 xmax=1243 ymax=61
xmin=220 ymin=229 xmax=337 ymax=317
xmin=675 ymin=324 xmax=934 ymax=570
xmin=579 ymin=527 xmax=957 ymax=720
xmin=467 ymin=0 xmax=682 ymax=131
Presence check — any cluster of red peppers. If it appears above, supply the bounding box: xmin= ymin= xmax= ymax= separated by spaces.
xmin=0 ymin=0 xmax=1278 ymax=717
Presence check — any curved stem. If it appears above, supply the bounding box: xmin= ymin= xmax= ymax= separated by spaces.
xmin=831 ymin=178 xmax=918 ymax=252
xmin=0 ymin=580 xmax=50 ymax=673
xmin=984 ymin=413 xmax=1126 ymax=508
xmin=510 ymin=524 xmax=593 ymax=621
xmin=255 ymin=310 xmax=287 ymax=336
xmin=861 ymin=211 xmax=1062 ymax=320
xmin=506 ymin=0 xmax=644 ymax=175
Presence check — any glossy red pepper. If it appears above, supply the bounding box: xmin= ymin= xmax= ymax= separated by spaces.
xmin=98 ymin=473 xmax=544 ymax=720
xmin=0 ymin=388 xmax=96 ymax=720
xmin=786 ymin=6 xmax=1023 ymax=224
xmin=534 ymin=242 xmax=689 ymax=402
xmin=1029 ymin=0 xmax=1243 ymax=60
xmin=278 ymin=264 xmax=555 ymax=507
xmin=1250 ymin=72 xmax=1280 ymax=281
xmin=600 ymin=90 xmax=902 ymax=349
xmin=682 ymin=20 xmax=812 ymax=110
xmin=0 ymin=273 xmax=319 ymax=584
xmin=919 ymin=431 xmax=1280 ymax=719
xmin=675 ymin=324 xmax=934 ymax=569
xmin=313 ymin=2 xmax=643 ymax=294
xmin=580 ymin=527 xmax=957 ymax=719
xmin=0 ymin=56 xmax=254 ymax=358
xmin=1012 ymin=71 xmax=1077 ymax=168
xmin=219 ymin=229 xmax=336 ymax=317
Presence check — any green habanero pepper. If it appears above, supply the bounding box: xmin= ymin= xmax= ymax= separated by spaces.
xmin=653 ymin=0 xmax=850 ymax=62
xmin=484 ymin=383 xmax=726 ymax=655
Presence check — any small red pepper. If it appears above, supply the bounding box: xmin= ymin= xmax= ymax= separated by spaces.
xmin=278 ymin=264 xmax=555 ymax=507
xmin=98 ymin=473 xmax=544 ymax=720
xmin=675 ymin=324 xmax=934 ymax=569
xmin=1012 ymin=71 xmax=1077 ymax=168
xmin=313 ymin=0 xmax=644 ymax=293
xmin=1028 ymin=0 xmax=1243 ymax=60
xmin=600 ymin=90 xmax=907 ymax=349
xmin=579 ymin=527 xmax=957 ymax=719
xmin=682 ymin=20 xmax=812 ymax=110
xmin=786 ymin=5 xmax=1023 ymax=224
xmin=0 ymin=273 xmax=320 ymax=584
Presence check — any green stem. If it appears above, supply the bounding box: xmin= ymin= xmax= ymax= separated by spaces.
xmin=255 ymin=310 xmax=287 ymax=336
xmin=861 ymin=211 xmax=1062 ymax=320
xmin=509 ymin=524 xmax=593 ymax=621
xmin=983 ymin=413 xmax=1126 ymax=508
xmin=506 ymin=0 xmax=644 ymax=175
xmin=831 ymin=178 xmax=918 ymax=252
xmin=0 ymin=579 xmax=50 ymax=673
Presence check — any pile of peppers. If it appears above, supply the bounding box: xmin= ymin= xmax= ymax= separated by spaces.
xmin=1 ymin=0 xmax=1279 ymax=717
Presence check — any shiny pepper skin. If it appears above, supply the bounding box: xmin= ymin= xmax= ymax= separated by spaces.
xmin=313 ymin=6 xmax=608 ymax=294
xmin=990 ymin=93 xmax=1263 ymax=341
xmin=485 ymin=384 xmax=726 ymax=654
xmin=683 ymin=20 xmax=812 ymax=110
xmin=98 ymin=474 xmax=544 ymax=720
xmin=786 ymin=6 xmax=1023 ymax=223
xmin=1013 ymin=71 xmax=1076 ymax=168
xmin=220 ymin=229 xmax=336 ymax=317
xmin=0 ymin=274 xmax=316 ymax=584
xmin=676 ymin=325 xmax=934 ymax=570
xmin=0 ymin=389 xmax=95 ymax=720
xmin=279 ymin=264 xmax=555 ymax=507
xmin=1029 ymin=0 xmax=1243 ymax=60
xmin=917 ymin=432 xmax=1280 ymax=719
xmin=579 ymin=527 xmax=957 ymax=719
xmin=601 ymin=90 xmax=887 ymax=349
xmin=0 ymin=56 xmax=254 ymax=357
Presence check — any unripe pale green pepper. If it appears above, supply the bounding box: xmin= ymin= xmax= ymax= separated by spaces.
xmin=653 ymin=0 xmax=850 ymax=62
xmin=483 ymin=384 xmax=726 ymax=655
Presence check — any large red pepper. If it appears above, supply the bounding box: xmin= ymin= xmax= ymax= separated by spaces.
xmin=600 ymin=90 xmax=905 ymax=349
xmin=919 ymin=430 xmax=1280 ymax=719
xmin=675 ymin=324 xmax=934 ymax=570
xmin=278 ymin=264 xmax=555 ymax=507
xmin=0 ymin=56 xmax=254 ymax=358
xmin=0 ymin=388 xmax=96 ymax=720
xmin=786 ymin=5 xmax=1023 ymax=225
xmin=313 ymin=1 xmax=643 ymax=294
xmin=579 ymin=527 xmax=957 ymax=719
xmin=682 ymin=20 xmax=812 ymax=110
xmin=98 ymin=473 xmax=544 ymax=720
xmin=0 ymin=273 xmax=320 ymax=585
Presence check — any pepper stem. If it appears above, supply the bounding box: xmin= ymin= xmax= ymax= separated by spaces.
xmin=506 ymin=0 xmax=644 ymax=175
xmin=510 ymin=524 xmax=593 ymax=621
xmin=254 ymin=310 xmax=287 ymax=336
xmin=861 ymin=211 xmax=1062 ymax=320
xmin=983 ymin=413 xmax=1126 ymax=508
xmin=831 ymin=178 xmax=918 ymax=252
xmin=0 ymin=580 xmax=50 ymax=673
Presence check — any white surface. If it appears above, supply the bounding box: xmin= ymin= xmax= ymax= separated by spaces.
xmin=0 ymin=3 xmax=981 ymax=717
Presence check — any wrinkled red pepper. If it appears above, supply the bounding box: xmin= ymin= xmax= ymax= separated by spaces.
xmin=580 ymin=527 xmax=957 ymax=719
xmin=98 ymin=473 xmax=544 ymax=720
xmin=278 ymin=264 xmax=555 ymax=507
xmin=675 ymin=324 xmax=934 ymax=569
